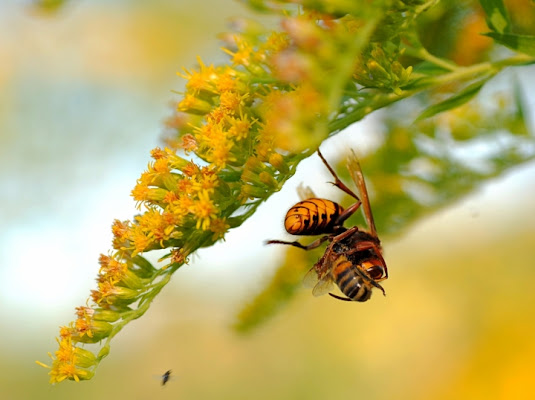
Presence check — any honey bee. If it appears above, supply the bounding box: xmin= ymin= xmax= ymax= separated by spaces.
xmin=267 ymin=149 xmax=387 ymax=302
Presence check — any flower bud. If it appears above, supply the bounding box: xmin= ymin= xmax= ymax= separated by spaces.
xmin=243 ymin=183 xmax=268 ymax=198
xmin=131 ymin=255 xmax=157 ymax=276
xmin=74 ymin=320 xmax=113 ymax=343
xmin=73 ymin=348 xmax=97 ymax=368
xmin=178 ymin=94 xmax=213 ymax=115
xmin=268 ymin=153 xmax=288 ymax=173
xmin=118 ymin=268 xmax=145 ymax=290
xmin=92 ymin=309 xmax=121 ymax=323
xmin=259 ymin=171 xmax=279 ymax=189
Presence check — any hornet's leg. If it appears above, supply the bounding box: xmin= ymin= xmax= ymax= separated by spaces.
xmin=265 ymin=235 xmax=330 ymax=251
xmin=317 ymin=149 xmax=362 ymax=227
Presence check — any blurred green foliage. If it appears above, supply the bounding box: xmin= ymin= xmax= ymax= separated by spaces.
xmin=235 ymin=66 xmax=534 ymax=334
xmin=31 ymin=0 xmax=66 ymax=13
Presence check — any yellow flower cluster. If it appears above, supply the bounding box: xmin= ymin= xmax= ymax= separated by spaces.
xmin=39 ymin=1 xmax=371 ymax=384
xmin=36 ymin=305 xmax=116 ymax=383
xmin=36 ymin=336 xmax=95 ymax=384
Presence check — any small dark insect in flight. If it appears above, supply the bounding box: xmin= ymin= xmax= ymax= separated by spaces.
xmin=161 ymin=370 xmax=172 ymax=386
xmin=267 ymin=149 xmax=388 ymax=302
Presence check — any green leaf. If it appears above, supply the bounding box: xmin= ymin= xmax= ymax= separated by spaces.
xmin=485 ymin=32 xmax=535 ymax=57
xmin=512 ymin=77 xmax=526 ymax=127
xmin=479 ymin=0 xmax=511 ymax=34
xmin=411 ymin=61 xmax=451 ymax=76
xmin=415 ymin=79 xmax=489 ymax=122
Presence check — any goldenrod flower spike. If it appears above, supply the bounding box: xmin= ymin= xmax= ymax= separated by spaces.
xmin=38 ymin=0 xmax=534 ymax=383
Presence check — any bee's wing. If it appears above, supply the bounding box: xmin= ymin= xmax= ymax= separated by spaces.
xmin=311 ymin=274 xmax=334 ymax=297
xmin=347 ymin=150 xmax=377 ymax=237
xmin=303 ymin=264 xmax=334 ymax=297
xmin=297 ymin=183 xmax=316 ymax=201
xmin=303 ymin=267 xmax=319 ymax=288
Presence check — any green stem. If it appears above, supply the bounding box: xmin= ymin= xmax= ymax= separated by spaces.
xmin=414 ymin=0 xmax=440 ymax=15
xmin=328 ymin=91 xmax=409 ymax=132
xmin=409 ymin=47 xmax=459 ymax=71
xmin=328 ymin=54 xmax=534 ymax=133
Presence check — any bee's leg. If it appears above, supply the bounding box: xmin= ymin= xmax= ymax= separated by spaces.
xmin=354 ymin=266 xmax=387 ymax=296
xmin=265 ymin=235 xmax=329 ymax=251
xmin=372 ymin=281 xmax=386 ymax=296
xmin=328 ymin=293 xmax=353 ymax=301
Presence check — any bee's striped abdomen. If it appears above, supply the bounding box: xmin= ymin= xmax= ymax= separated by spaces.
xmin=332 ymin=257 xmax=373 ymax=302
xmin=284 ymin=198 xmax=343 ymax=236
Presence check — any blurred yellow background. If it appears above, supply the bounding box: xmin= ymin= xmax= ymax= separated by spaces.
xmin=1 ymin=1 xmax=535 ymax=399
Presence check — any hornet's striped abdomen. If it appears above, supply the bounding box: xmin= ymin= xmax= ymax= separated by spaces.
xmin=284 ymin=198 xmax=344 ymax=236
